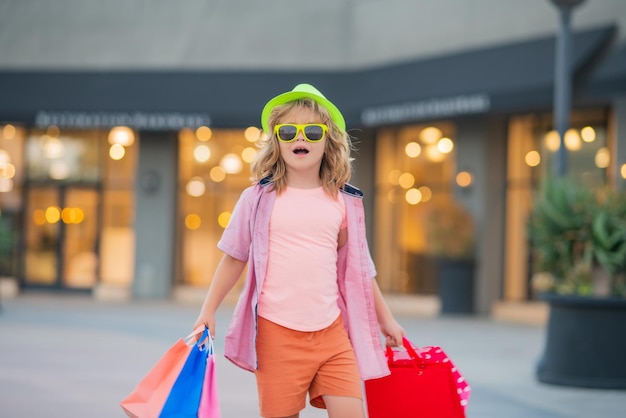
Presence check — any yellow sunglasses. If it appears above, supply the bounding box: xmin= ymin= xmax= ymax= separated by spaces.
xmin=274 ymin=123 xmax=328 ymax=142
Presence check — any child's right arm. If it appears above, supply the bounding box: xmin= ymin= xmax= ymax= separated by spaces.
xmin=193 ymin=253 xmax=247 ymax=338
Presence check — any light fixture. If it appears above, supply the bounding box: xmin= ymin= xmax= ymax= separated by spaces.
xmin=33 ymin=209 xmax=46 ymax=225
xmin=419 ymin=127 xmax=442 ymax=144
xmin=45 ymin=206 xmax=61 ymax=224
xmin=418 ymin=186 xmax=432 ymax=202
xmin=594 ymin=148 xmax=610 ymax=169
xmin=581 ymin=126 xmax=596 ymax=143
xmin=398 ymin=172 xmax=415 ymax=189
xmin=196 ymin=126 xmax=212 ymax=141
xmin=241 ymin=147 xmax=257 ymax=163
xmin=185 ymin=213 xmax=202 ymax=230
xmin=186 ymin=177 xmax=206 ymax=197
xmin=218 ymin=211 xmax=231 ymax=228
xmin=545 ymin=130 xmax=560 ymax=152
xmin=621 ymin=163 xmax=626 ymax=179
xmin=564 ymin=129 xmax=581 ymax=151
xmin=525 ymin=150 xmax=541 ymax=167
xmin=108 ymin=126 xmax=135 ymax=147
xmin=2 ymin=124 xmax=16 ymax=139
xmin=194 ymin=144 xmax=211 ymax=163
xmin=245 ymin=127 xmax=261 ymax=142
xmin=405 ymin=142 xmax=421 ymax=158
xmin=425 ymin=145 xmax=445 ymax=162
xmin=49 ymin=161 xmax=70 ymax=179
xmin=109 ymin=144 xmax=126 ymax=160
xmin=456 ymin=171 xmax=473 ymax=188
xmin=62 ymin=207 xmax=85 ymax=224
xmin=437 ymin=137 xmax=454 ymax=154
xmin=43 ymin=136 xmax=64 ymax=159
xmin=405 ymin=188 xmax=422 ymax=205
xmin=0 ymin=149 xmax=10 ymax=165
xmin=220 ymin=153 xmax=243 ymax=174
xmin=210 ymin=166 xmax=226 ymax=182
xmin=0 ymin=163 xmax=16 ymax=179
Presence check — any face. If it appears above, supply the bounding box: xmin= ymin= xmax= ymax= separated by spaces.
xmin=276 ymin=107 xmax=326 ymax=178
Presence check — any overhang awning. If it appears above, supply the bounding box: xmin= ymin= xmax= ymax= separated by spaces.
xmin=589 ymin=43 xmax=626 ymax=99
xmin=344 ymin=25 xmax=617 ymax=126
xmin=0 ymin=25 xmax=619 ymax=130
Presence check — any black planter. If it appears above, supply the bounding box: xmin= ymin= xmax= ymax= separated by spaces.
xmin=437 ymin=258 xmax=475 ymax=314
xmin=537 ymin=294 xmax=626 ymax=389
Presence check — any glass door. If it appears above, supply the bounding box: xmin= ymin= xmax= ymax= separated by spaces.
xmin=24 ymin=186 xmax=100 ymax=289
xmin=24 ymin=188 xmax=59 ymax=285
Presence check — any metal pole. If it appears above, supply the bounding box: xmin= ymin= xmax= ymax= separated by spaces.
xmin=554 ymin=6 xmax=571 ymax=176
xmin=550 ymin=0 xmax=585 ymax=177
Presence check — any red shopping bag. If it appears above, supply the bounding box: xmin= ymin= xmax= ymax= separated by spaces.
xmin=120 ymin=327 xmax=205 ymax=418
xmin=364 ymin=337 xmax=469 ymax=418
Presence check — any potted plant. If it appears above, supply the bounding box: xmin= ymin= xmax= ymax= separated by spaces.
xmin=424 ymin=199 xmax=476 ymax=314
xmin=528 ymin=176 xmax=626 ymax=389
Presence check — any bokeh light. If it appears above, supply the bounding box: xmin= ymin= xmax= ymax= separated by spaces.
xmin=525 ymin=150 xmax=541 ymax=167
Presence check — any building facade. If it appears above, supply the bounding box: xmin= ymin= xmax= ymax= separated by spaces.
xmin=1 ymin=0 xmax=625 ymax=314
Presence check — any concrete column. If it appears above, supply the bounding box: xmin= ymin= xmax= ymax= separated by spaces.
xmin=132 ymin=131 xmax=178 ymax=299
xmin=455 ymin=117 xmax=507 ymax=315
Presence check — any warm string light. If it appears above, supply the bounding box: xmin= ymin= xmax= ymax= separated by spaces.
xmin=108 ymin=126 xmax=135 ymax=160
xmin=33 ymin=206 xmax=85 ymax=224
xmin=456 ymin=171 xmax=473 ymax=188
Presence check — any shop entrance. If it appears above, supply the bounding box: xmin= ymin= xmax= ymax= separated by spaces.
xmin=23 ymin=185 xmax=100 ymax=290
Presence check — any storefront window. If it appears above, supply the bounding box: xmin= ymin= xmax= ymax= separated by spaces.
xmin=504 ymin=109 xmax=609 ymax=301
xmin=26 ymin=129 xmax=101 ymax=182
xmin=23 ymin=128 xmax=102 ymax=288
xmin=177 ymin=126 xmax=258 ymax=287
xmin=21 ymin=126 xmax=137 ymax=289
xmin=374 ymin=122 xmax=456 ymax=294
xmin=100 ymin=127 xmax=138 ymax=287
xmin=0 ymin=124 xmax=25 ymax=278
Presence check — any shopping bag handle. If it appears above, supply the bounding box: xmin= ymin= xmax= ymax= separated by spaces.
xmin=385 ymin=337 xmax=422 ymax=367
xmin=186 ymin=326 xmax=216 ymax=354
xmin=185 ymin=325 xmax=207 ymax=341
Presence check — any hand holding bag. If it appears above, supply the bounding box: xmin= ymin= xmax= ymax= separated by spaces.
xmin=120 ymin=326 xmax=206 ymax=418
xmin=160 ymin=327 xmax=212 ymax=417
xmin=364 ymin=337 xmax=470 ymax=418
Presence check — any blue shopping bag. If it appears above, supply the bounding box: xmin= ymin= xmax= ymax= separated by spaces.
xmin=160 ymin=327 xmax=210 ymax=418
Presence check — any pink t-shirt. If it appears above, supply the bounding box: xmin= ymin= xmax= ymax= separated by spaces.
xmin=258 ymin=186 xmax=346 ymax=331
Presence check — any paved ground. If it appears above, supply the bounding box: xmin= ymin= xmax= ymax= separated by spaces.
xmin=0 ymin=293 xmax=624 ymax=418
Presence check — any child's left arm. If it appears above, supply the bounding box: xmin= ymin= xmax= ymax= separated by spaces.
xmin=372 ymin=279 xmax=406 ymax=347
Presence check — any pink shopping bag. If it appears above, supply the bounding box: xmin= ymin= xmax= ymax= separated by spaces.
xmin=418 ymin=344 xmax=471 ymax=411
xmin=198 ymin=335 xmax=221 ymax=418
xmin=120 ymin=327 xmax=205 ymax=418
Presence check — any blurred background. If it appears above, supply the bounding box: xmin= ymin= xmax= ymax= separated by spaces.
xmin=0 ymin=0 xmax=625 ymax=318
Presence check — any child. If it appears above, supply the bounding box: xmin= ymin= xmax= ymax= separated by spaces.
xmin=193 ymin=83 xmax=405 ymax=418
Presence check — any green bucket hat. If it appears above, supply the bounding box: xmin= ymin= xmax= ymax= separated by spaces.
xmin=261 ymin=83 xmax=346 ymax=134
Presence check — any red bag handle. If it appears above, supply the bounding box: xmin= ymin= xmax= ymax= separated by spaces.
xmin=385 ymin=337 xmax=423 ymax=367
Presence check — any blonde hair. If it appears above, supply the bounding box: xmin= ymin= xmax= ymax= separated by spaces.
xmin=251 ymin=98 xmax=353 ymax=196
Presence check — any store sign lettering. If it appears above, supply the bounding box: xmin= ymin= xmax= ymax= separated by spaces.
xmin=361 ymin=93 xmax=490 ymax=126
xmin=35 ymin=111 xmax=211 ymax=130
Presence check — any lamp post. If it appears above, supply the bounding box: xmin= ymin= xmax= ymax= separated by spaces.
xmin=549 ymin=0 xmax=585 ymax=176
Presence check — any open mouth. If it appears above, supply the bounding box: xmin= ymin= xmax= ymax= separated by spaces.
xmin=293 ymin=147 xmax=309 ymax=155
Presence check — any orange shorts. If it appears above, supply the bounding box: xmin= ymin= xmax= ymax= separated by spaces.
xmin=255 ymin=315 xmax=363 ymax=417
